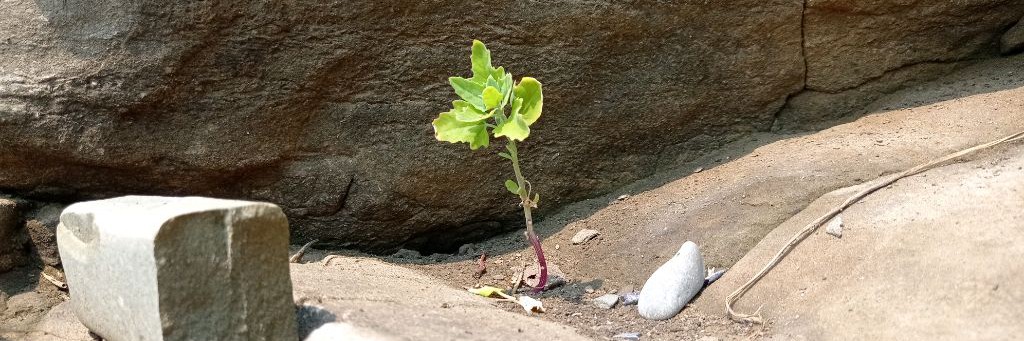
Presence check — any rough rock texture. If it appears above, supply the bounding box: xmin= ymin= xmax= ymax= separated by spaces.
xmin=23 ymin=203 xmax=65 ymax=267
xmin=777 ymin=1 xmax=1024 ymax=129
xmin=804 ymin=0 xmax=1022 ymax=93
xmin=292 ymin=256 xmax=590 ymax=341
xmin=1001 ymin=18 xmax=1024 ymax=54
xmin=0 ymin=199 xmax=28 ymax=273
xmin=1 ymin=0 xmax=1021 ymax=252
xmin=0 ymin=0 xmax=796 ymax=253
xmin=57 ymin=196 xmax=297 ymax=341
xmin=696 ymin=143 xmax=1024 ymax=339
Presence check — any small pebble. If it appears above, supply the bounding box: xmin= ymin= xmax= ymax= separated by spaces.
xmin=592 ymin=294 xmax=619 ymax=309
xmin=571 ymin=229 xmax=600 ymax=245
xmin=457 ymin=243 xmax=477 ymax=256
xmin=617 ymin=194 xmax=630 ymax=201
xmin=584 ymin=286 xmax=595 ymax=293
xmin=704 ymin=268 xmax=727 ymax=286
xmin=826 ymin=215 xmax=843 ymax=238
xmin=621 ymin=292 xmax=639 ymax=306
xmin=613 ymin=332 xmax=641 ymax=341
xmin=392 ymin=249 xmax=421 ymax=259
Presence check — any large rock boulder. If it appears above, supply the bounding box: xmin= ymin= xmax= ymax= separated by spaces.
xmin=777 ymin=0 xmax=1024 ymax=128
xmin=0 ymin=0 xmax=803 ymax=252
xmin=0 ymin=0 xmax=1020 ymax=252
xmin=804 ymin=0 xmax=1023 ymax=92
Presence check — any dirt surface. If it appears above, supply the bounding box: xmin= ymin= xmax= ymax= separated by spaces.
xmin=290 ymin=255 xmax=592 ymax=341
xmin=0 ymin=265 xmax=68 ymax=340
xmin=396 ymin=54 xmax=1024 ymax=340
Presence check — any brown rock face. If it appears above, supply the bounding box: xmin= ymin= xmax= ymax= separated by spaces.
xmin=0 ymin=1 xmax=803 ymax=252
xmin=1002 ymin=18 xmax=1024 ymax=54
xmin=804 ymin=0 xmax=1023 ymax=93
xmin=0 ymin=0 xmax=1020 ymax=252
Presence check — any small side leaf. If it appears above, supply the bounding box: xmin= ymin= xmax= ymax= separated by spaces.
xmin=482 ymin=86 xmax=502 ymax=110
xmin=498 ymin=152 xmax=512 ymax=160
xmin=532 ymin=193 xmax=540 ymax=206
xmin=504 ymin=180 xmax=520 ymax=194
xmin=432 ymin=111 xmax=489 ymax=150
xmin=514 ymin=77 xmax=543 ymax=125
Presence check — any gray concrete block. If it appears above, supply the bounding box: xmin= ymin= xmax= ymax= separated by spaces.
xmin=57 ymin=196 xmax=297 ymax=341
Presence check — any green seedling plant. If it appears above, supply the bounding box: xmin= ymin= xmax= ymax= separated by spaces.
xmin=432 ymin=40 xmax=548 ymax=292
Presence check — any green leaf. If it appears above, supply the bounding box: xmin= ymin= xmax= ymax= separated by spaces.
xmin=514 ymin=77 xmax=543 ymax=125
xmin=471 ymin=40 xmax=493 ymax=84
xmin=497 ymin=152 xmax=512 ymax=160
xmin=449 ymin=77 xmax=485 ymax=111
xmin=452 ymin=104 xmax=493 ymax=123
xmin=493 ymin=109 xmax=530 ymax=141
xmin=432 ymin=111 xmax=489 ymax=150
xmin=482 ymin=86 xmax=502 ymax=110
xmin=504 ymin=180 xmax=520 ymax=194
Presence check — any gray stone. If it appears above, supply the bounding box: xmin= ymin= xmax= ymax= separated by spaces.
xmin=571 ymin=229 xmax=600 ymax=245
xmin=592 ymin=294 xmax=619 ymax=309
xmin=1002 ymin=18 xmax=1024 ymax=55
xmin=638 ymin=241 xmax=705 ymax=320
xmin=57 ymin=196 xmax=297 ymax=341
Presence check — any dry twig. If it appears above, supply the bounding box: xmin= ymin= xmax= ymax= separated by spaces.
xmin=473 ymin=252 xmax=488 ymax=279
xmin=289 ymin=239 xmax=319 ymax=263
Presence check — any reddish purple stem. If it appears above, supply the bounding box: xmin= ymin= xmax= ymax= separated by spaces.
xmin=526 ymin=230 xmax=548 ymax=293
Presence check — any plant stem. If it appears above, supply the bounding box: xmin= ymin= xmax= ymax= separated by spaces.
xmin=507 ymin=140 xmax=548 ymax=292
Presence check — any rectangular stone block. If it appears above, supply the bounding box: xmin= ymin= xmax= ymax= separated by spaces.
xmin=56 ymin=196 xmax=297 ymax=341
